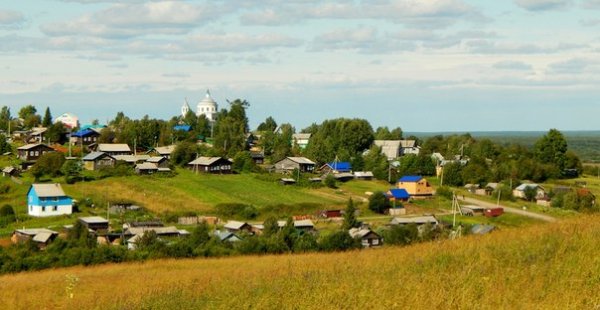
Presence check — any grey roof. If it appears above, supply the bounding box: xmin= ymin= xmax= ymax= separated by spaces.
xmin=399 ymin=140 xmax=417 ymax=148
xmin=286 ymin=157 xmax=315 ymax=165
xmin=97 ymin=143 xmax=131 ymax=153
xmin=14 ymin=228 xmax=57 ymax=236
xmin=17 ymin=143 xmax=50 ymax=150
xmin=114 ymin=155 xmax=150 ymax=162
xmin=486 ymin=183 xmax=499 ymax=190
xmin=374 ymin=140 xmax=401 ymax=159
xmin=79 ymin=216 xmax=109 ymax=224
xmin=390 ymin=216 xmax=439 ymax=225
xmin=2 ymin=166 xmax=16 ymax=173
xmin=470 ymin=224 xmax=496 ymax=235
xmin=153 ymin=145 xmax=176 ymax=155
xmin=126 ymin=226 xmax=182 ymax=236
xmin=135 ymin=163 xmax=158 ymax=170
xmin=82 ymin=152 xmax=113 ymax=161
xmin=354 ymin=171 xmax=374 ymax=178
xmin=32 ymin=232 xmax=55 ymax=243
xmin=349 ymin=228 xmax=379 ymax=239
xmin=31 ymin=183 xmax=67 ymax=197
xmin=515 ymin=183 xmax=544 ymax=191
xmin=157 ymin=167 xmax=172 ymax=172
xmin=223 ymin=220 xmax=248 ymax=230
xmin=146 ymin=156 xmax=167 ymax=163
xmin=188 ymin=157 xmax=227 ymax=166
xmin=292 ymin=133 xmax=311 ymax=140
xmin=214 ymin=230 xmax=242 ymax=242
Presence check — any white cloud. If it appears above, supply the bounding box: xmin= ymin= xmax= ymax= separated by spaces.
xmin=582 ymin=0 xmax=600 ymax=9
xmin=493 ymin=60 xmax=533 ymax=70
xmin=466 ymin=39 xmax=586 ymax=54
xmin=547 ymin=58 xmax=597 ymax=73
xmin=514 ymin=0 xmax=572 ymax=11
xmin=580 ymin=18 xmax=600 ymax=26
xmin=41 ymin=2 xmax=223 ymax=39
xmin=0 ymin=10 xmax=24 ymax=26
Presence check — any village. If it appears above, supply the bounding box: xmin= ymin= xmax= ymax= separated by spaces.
xmin=0 ymin=92 xmax=595 ymax=270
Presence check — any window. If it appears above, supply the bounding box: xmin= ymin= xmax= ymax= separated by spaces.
xmin=42 ymin=206 xmax=45 ymax=212
xmin=372 ymin=239 xmax=379 ymax=245
xmin=34 ymin=151 xmax=39 ymax=156
xmin=52 ymin=206 xmax=58 ymax=211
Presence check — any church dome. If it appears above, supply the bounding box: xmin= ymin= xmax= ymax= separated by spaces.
xmin=196 ymin=90 xmax=218 ymax=121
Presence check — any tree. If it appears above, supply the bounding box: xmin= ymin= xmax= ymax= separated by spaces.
xmin=304 ymin=118 xmax=374 ymax=164
xmin=30 ymin=152 xmax=66 ymax=179
xmin=0 ymin=134 xmax=11 ymax=154
xmin=262 ymin=216 xmax=279 ymax=237
xmin=42 ymin=107 xmax=52 ymax=127
xmin=319 ymin=230 xmax=361 ymax=252
xmin=213 ymin=99 xmax=249 ymax=157
xmin=534 ymin=129 xmax=568 ymax=172
xmin=45 ymin=122 xmax=66 ymax=144
xmin=18 ymin=105 xmax=37 ymax=120
xmin=189 ymin=222 xmax=211 ymax=248
xmin=374 ymin=126 xmax=402 ymax=140
xmin=323 ymin=174 xmax=337 ymax=188
xmin=363 ymin=145 xmax=389 ymax=181
xmin=441 ymin=162 xmax=463 ymax=187
xmin=171 ymin=141 xmax=199 ymax=167
xmin=368 ymin=191 xmax=390 ymax=214
xmin=257 ymin=116 xmax=277 ymax=132
xmin=342 ymin=198 xmax=359 ymax=230
xmin=0 ymin=106 xmax=11 ymax=132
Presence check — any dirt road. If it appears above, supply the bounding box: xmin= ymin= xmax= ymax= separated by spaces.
xmin=458 ymin=196 xmax=557 ymax=222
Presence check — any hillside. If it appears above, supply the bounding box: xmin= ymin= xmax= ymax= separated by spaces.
xmin=1 ymin=216 xmax=598 ymax=309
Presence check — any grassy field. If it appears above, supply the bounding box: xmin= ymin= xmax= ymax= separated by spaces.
xmin=0 ymin=215 xmax=598 ymax=309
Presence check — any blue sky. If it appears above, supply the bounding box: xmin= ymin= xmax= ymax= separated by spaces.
xmin=0 ymin=0 xmax=599 ymax=132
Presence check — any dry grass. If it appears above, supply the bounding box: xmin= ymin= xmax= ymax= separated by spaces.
xmin=1 ymin=216 xmax=599 ymax=309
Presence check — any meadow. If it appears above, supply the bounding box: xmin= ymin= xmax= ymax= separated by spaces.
xmin=0 ymin=215 xmax=598 ymax=309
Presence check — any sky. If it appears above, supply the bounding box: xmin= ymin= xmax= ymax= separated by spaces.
xmin=0 ymin=0 xmax=599 ymax=132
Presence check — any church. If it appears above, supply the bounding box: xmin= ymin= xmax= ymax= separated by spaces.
xmin=181 ymin=90 xmax=219 ymax=121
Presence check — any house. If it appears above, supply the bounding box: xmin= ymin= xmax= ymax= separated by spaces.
xmin=70 ymin=128 xmax=100 ymax=146
xmin=11 ymin=228 xmax=58 ymax=249
xmin=2 ymin=166 xmax=18 ymax=177
xmin=292 ymin=133 xmax=311 ymax=149
xmin=399 ymin=140 xmax=420 ymax=155
xmin=223 ymin=220 xmax=253 ymax=233
xmin=387 ymin=188 xmax=410 ymax=202
xmin=146 ymin=156 xmax=170 ymax=168
xmin=113 ymin=154 xmax=151 ymax=164
xmin=134 ymin=162 xmax=159 ymax=175
xmin=28 ymin=127 xmax=48 ymax=143
xmin=484 ymin=183 xmax=499 ymax=195
xmin=27 ymin=183 xmax=73 ymax=217
xmin=250 ymin=152 xmax=264 ymax=165
xmin=349 ymin=228 xmax=383 ymax=248
xmin=354 ymin=171 xmax=374 ymax=180
xmin=318 ymin=209 xmax=342 ymax=218
xmin=150 ymin=145 xmax=176 ymax=159
xmin=173 ymin=125 xmax=192 ymax=132
xmin=397 ymin=176 xmax=434 ymax=197
xmin=97 ymin=143 xmax=132 ymax=156
xmin=82 ymin=152 xmax=116 ymax=171
xmin=390 ymin=215 xmax=439 ymax=226
xmin=78 ymin=216 xmax=109 ymax=233
xmin=188 ymin=157 xmax=232 ymax=174
xmin=17 ymin=143 xmax=54 ymax=162
xmin=319 ymin=161 xmax=352 ymax=174
xmin=125 ymin=226 xmax=190 ymax=250
xmin=374 ymin=140 xmax=402 ymax=160
xmin=214 ymin=230 xmax=242 ymax=242
xmin=464 ymin=184 xmax=480 ymax=194
xmin=272 ymin=219 xmax=315 ymax=232
xmin=460 ymin=205 xmax=486 ymax=216
xmin=513 ymin=184 xmax=546 ymax=200
xmin=274 ymin=157 xmax=315 ymax=173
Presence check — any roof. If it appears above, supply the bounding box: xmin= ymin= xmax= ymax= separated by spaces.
xmin=2 ymin=166 xmax=16 ymax=174
xmin=78 ymin=216 xmax=109 ymax=224
xmin=398 ymin=175 xmax=424 ymax=183
xmin=188 ymin=157 xmax=229 ymax=166
xmin=390 ymin=216 xmax=438 ymax=225
xmin=31 ymin=183 xmax=67 ymax=197
xmin=293 ymin=219 xmax=314 ymax=228
xmin=114 ymin=155 xmax=150 ymax=162
xmin=486 ymin=183 xmax=499 ymax=189
xmin=153 ymin=145 xmax=176 ymax=155
xmin=14 ymin=228 xmax=57 ymax=236
xmin=349 ymin=228 xmax=379 ymax=239
xmin=214 ymin=230 xmax=242 ymax=242
xmin=388 ymin=188 xmax=410 ymax=199
xmin=292 ymin=133 xmax=311 ymax=140
xmin=126 ymin=226 xmax=182 ymax=236
xmin=17 ymin=143 xmax=52 ymax=150
xmin=399 ymin=140 xmax=417 ymax=148
xmin=135 ymin=163 xmax=158 ymax=170
xmin=71 ymin=128 xmax=98 ymax=138
xmin=173 ymin=125 xmax=192 ymax=132
xmin=470 ymin=224 xmax=496 ymax=235
xmin=146 ymin=156 xmax=167 ymax=163
xmin=286 ymin=157 xmax=315 ymax=165
xmin=97 ymin=143 xmax=131 ymax=153
xmin=224 ymin=220 xmax=249 ymax=230
xmin=354 ymin=171 xmax=374 ymax=178
xmin=32 ymin=232 xmax=55 ymax=243
xmin=325 ymin=161 xmax=352 ymax=171
xmin=464 ymin=184 xmax=480 ymax=189
xmin=82 ymin=151 xmax=113 ymax=161
xmin=515 ymin=183 xmax=543 ymax=191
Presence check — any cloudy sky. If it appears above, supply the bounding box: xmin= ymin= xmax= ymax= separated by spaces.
xmin=1 ymin=0 xmax=599 ymax=132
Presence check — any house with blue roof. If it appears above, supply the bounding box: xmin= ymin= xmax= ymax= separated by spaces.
xmin=70 ymin=128 xmax=100 ymax=146
xmin=27 ymin=184 xmax=73 ymax=217
xmin=387 ymin=188 xmax=410 ymax=202
xmin=397 ymin=175 xmax=433 ymax=197
xmin=173 ymin=125 xmax=192 ymax=132
xmin=319 ymin=161 xmax=352 ymax=174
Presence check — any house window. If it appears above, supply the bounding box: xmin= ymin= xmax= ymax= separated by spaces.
xmin=372 ymin=239 xmax=379 ymax=245
xmin=52 ymin=206 xmax=57 ymax=211
xmin=30 ymin=151 xmax=34 ymax=156
xmin=35 ymin=151 xmax=39 ymax=156
xmin=42 ymin=206 xmax=45 ymax=212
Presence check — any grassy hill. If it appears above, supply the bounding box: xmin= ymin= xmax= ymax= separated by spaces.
xmin=1 ymin=215 xmax=599 ymax=309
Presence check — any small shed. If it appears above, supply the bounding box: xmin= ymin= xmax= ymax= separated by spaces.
xmin=78 ymin=216 xmax=109 ymax=233
xmin=2 ymin=166 xmax=18 ymax=177
xmin=387 ymin=188 xmax=410 ymax=202
xmin=349 ymin=228 xmax=383 ymax=248
xmin=11 ymin=228 xmax=58 ymax=249
xmin=354 ymin=171 xmax=374 ymax=180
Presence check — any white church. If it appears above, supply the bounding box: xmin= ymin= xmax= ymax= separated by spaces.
xmin=181 ymin=90 xmax=219 ymax=121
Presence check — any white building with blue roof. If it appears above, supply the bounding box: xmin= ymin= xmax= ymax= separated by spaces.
xmin=27 ymin=184 xmax=73 ymax=217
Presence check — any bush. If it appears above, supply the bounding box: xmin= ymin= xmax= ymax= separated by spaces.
xmin=319 ymin=230 xmax=361 ymax=252
xmin=215 ymin=203 xmax=259 ymax=220
xmin=383 ymin=224 xmax=419 ymax=246
xmin=435 ymin=186 xmax=453 ymax=200
xmin=368 ymin=191 xmax=390 ymax=214
xmin=0 ymin=183 xmax=11 ymax=194
xmin=323 ymin=174 xmax=337 ymax=189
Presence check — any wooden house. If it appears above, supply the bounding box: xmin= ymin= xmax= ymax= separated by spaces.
xmin=82 ymin=152 xmax=116 ymax=171
xmin=318 ymin=209 xmax=342 ymax=218
xmin=274 ymin=157 xmax=315 ymax=173
xmin=17 ymin=143 xmax=54 ymax=162
xmin=27 ymin=183 xmax=73 ymax=217
xmin=149 ymin=145 xmax=176 ymax=159
xmin=146 ymin=156 xmax=170 ymax=168
xmin=250 ymin=152 xmax=264 ymax=165
xmin=134 ymin=162 xmax=159 ymax=175
xmin=188 ymin=157 xmax=232 ymax=174
xmin=223 ymin=220 xmax=252 ymax=233
xmin=96 ymin=143 xmax=132 ymax=156
xmin=78 ymin=216 xmax=110 ymax=233
xmin=396 ymin=176 xmax=433 ymax=197
xmin=292 ymin=133 xmax=311 ymax=149
xmin=214 ymin=230 xmax=242 ymax=242
xmin=349 ymin=228 xmax=383 ymax=248
xmin=70 ymin=128 xmax=100 ymax=146
xmin=11 ymin=228 xmax=58 ymax=249
xmin=319 ymin=161 xmax=352 ymax=174
xmin=513 ymin=184 xmax=546 ymax=200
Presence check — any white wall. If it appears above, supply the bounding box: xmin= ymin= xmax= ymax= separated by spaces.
xmin=28 ymin=204 xmax=72 ymax=217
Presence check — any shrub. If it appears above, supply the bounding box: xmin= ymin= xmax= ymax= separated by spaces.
xmin=323 ymin=174 xmax=337 ymax=189
xmin=319 ymin=230 xmax=361 ymax=252
xmin=368 ymin=191 xmax=390 ymax=214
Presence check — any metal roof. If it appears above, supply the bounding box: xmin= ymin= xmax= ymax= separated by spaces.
xmin=71 ymin=128 xmax=98 ymax=138
xmin=224 ymin=220 xmax=248 ymax=230
xmin=146 ymin=156 xmax=166 ymax=163
xmin=398 ymin=175 xmax=423 ymax=182
xmin=188 ymin=156 xmax=229 ymax=166
xmin=286 ymin=157 xmax=315 ymax=165
xmin=126 ymin=226 xmax=181 ymax=236
xmin=390 ymin=216 xmax=438 ymax=225
xmin=31 ymin=183 xmax=67 ymax=197
xmin=32 ymin=232 xmax=55 ymax=243
xmin=388 ymin=188 xmax=410 ymax=199
xmin=97 ymin=143 xmax=131 ymax=153
xmin=135 ymin=163 xmax=158 ymax=170
xmin=173 ymin=125 xmax=191 ymax=132
xmin=515 ymin=183 xmax=543 ymax=191
xmin=17 ymin=143 xmax=51 ymax=150
xmin=292 ymin=133 xmax=311 ymax=140
xmin=325 ymin=161 xmax=352 ymax=171
xmin=348 ymin=228 xmax=379 ymax=239
xmin=14 ymin=228 xmax=57 ymax=236
xmin=153 ymin=145 xmax=176 ymax=155
xmin=113 ymin=155 xmax=150 ymax=162
xmin=79 ymin=216 xmax=109 ymax=224
xmin=82 ymin=151 xmax=113 ymax=161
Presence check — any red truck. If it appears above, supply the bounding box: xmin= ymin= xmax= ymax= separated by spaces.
xmin=485 ymin=208 xmax=504 ymax=218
